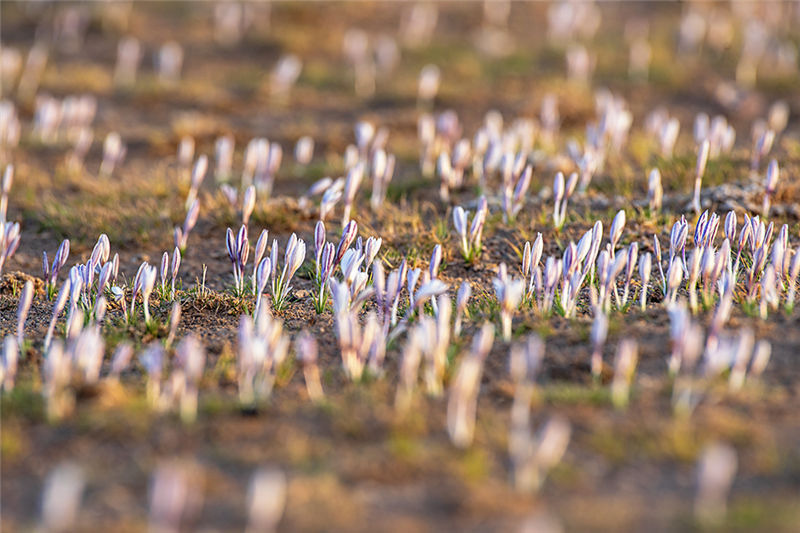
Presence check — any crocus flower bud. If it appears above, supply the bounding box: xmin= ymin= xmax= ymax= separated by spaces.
xmin=16 ymin=280 xmax=33 ymax=346
xmin=177 ymin=136 xmax=195 ymax=169
xmin=724 ymin=211 xmax=736 ymax=243
xmin=336 ymin=220 xmax=358 ymax=267
xmin=237 ymin=225 xmax=250 ymax=267
xmin=56 ymin=239 xmax=70 ymax=271
xmin=667 ymin=257 xmax=684 ymax=305
xmin=160 ymin=252 xmax=169 ymax=287
xmin=611 ymin=339 xmax=638 ymax=409
xmin=242 ymin=185 xmax=256 ymax=226
xmin=648 ymin=168 xmax=663 ymax=211
xmin=295 ymin=136 xmax=314 ymax=165
xmin=191 ymin=155 xmax=208 ymax=189
xmin=609 ymin=209 xmax=626 ymax=254
xmin=256 ymin=257 xmax=271 ymax=294
xmin=171 ymin=248 xmax=181 ymax=287
xmin=246 ymin=469 xmax=287 ymax=533
xmin=40 ymin=463 xmax=85 ymax=533
xmin=695 ymin=443 xmax=737 ymax=522
xmin=453 ymin=206 xmax=467 ymax=238
xmin=696 ymin=139 xmax=710 ymax=178
xmin=553 ymin=171 xmax=565 ymax=206
xmin=430 ymin=244 xmax=442 ymax=279
xmin=639 ymin=252 xmax=652 ymax=310
xmin=225 ymin=228 xmax=237 ymax=263
xmin=97 ymin=262 xmax=112 ymax=295
xmin=314 ymin=220 xmax=325 ymax=260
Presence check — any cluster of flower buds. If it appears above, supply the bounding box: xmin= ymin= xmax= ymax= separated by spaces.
xmin=269 ymin=234 xmax=306 ymax=311
xmin=409 ymin=294 xmax=451 ymax=396
xmin=645 ymin=108 xmax=680 ymax=158
xmin=437 ymin=139 xmax=471 ymax=202
xmin=511 ymin=415 xmax=571 ymax=494
xmin=342 ymin=29 xmax=400 ymax=98
xmin=32 ymin=94 xmax=96 ymax=145
xmin=157 ymin=247 xmax=181 ymax=301
xmin=500 ymin=160 xmax=532 ymax=224
xmin=44 ymin=276 xmax=72 ymax=353
xmin=453 ymin=196 xmax=488 ymax=263
xmin=667 ymin=303 xmax=704 ymax=379
xmin=148 ymin=461 xmax=204 ymax=533
xmin=249 ymin=230 xmax=271 ymax=314
xmin=594 ymin=250 xmax=627 ymax=313
xmin=418 ymin=110 xmax=458 ymax=178
xmin=567 ymin=136 xmax=601 ymax=194
xmin=238 ymin=306 xmax=289 ymax=410
xmin=325 ymin=233 xmax=384 ymax=317
xmin=64 ymin=235 xmax=116 ymax=322
xmin=521 ymin=234 xmax=543 ymax=305
xmin=508 ymin=340 xmax=571 ymax=496
xmin=130 ymin=260 xmax=158 ymax=324
xmin=43 ymin=324 xmax=105 ymax=420
xmin=241 ymin=138 xmax=282 ymax=195
xmin=552 ymin=171 xmax=578 ymax=230
xmin=303 ymin=177 xmax=342 ymax=221
xmin=447 ymin=323 xmax=495 ymax=448
xmin=369 ymin=148 xmax=396 ymax=211
xmin=372 ymin=260 xmax=407 ymax=332
xmin=561 ymin=235 xmax=596 ymax=316
xmin=694 ymin=113 xmax=736 ymax=160
xmin=508 ymin=335 xmax=543 ymax=490
xmin=42 ymin=238 xmax=70 ymax=299
xmin=671 ymin=309 xmax=766 ymax=416
xmin=403 ymin=263 xmax=447 ymax=322
xmin=335 ymin=310 xmax=386 ymax=381
xmin=226 ymin=225 xmax=251 ymax=297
